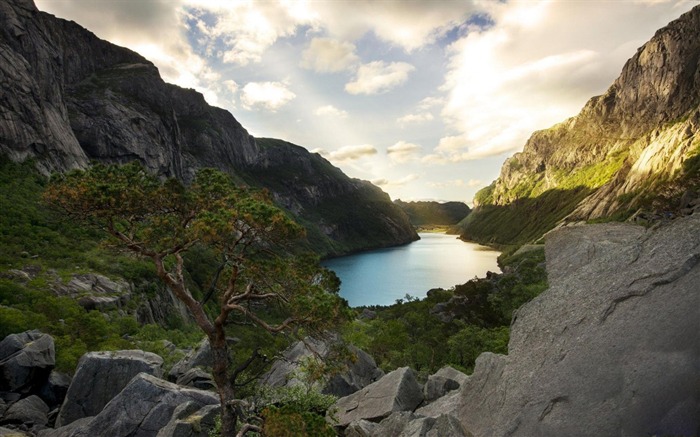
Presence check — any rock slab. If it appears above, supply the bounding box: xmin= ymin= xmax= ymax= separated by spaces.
xmin=0 ymin=331 xmax=55 ymax=394
xmin=333 ymin=367 xmax=423 ymax=427
xmin=56 ymin=350 xmax=163 ymax=427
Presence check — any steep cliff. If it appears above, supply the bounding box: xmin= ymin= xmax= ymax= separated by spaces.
xmin=0 ymin=0 xmax=417 ymax=256
xmin=461 ymin=6 xmax=700 ymax=248
xmin=394 ymin=200 xmax=471 ymax=226
xmin=419 ymin=214 xmax=700 ymax=436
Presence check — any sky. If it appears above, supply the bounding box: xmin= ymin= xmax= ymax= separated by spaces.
xmin=35 ymin=0 xmax=696 ymax=204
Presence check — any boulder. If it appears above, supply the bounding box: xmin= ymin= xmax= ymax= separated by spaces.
xmin=343 ymin=419 xmax=377 ymax=437
xmin=0 ymin=331 xmax=55 ymax=393
xmin=36 ymin=417 xmax=92 ymax=437
xmin=37 ymin=371 xmax=71 ymax=409
xmin=333 ymin=367 xmax=423 ymax=427
xmin=365 ymin=412 xmax=472 ymax=437
xmin=261 ymin=338 xmax=384 ymax=397
xmin=68 ymin=373 xmax=218 ymax=437
xmin=155 ymin=402 xmax=220 ymax=437
xmin=168 ymin=338 xmax=213 ymax=381
xmin=0 ymin=395 xmax=49 ymax=427
xmin=175 ymin=368 xmax=215 ymax=391
xmin=427 ymin=215 xmax=700 ymax=436
xmin=0 ymin=426 xmax=30 ymax=436
xmin=56 ymin=350 xmax=163 ymax=427
xmin=422 ymin=366 xmax=467 ymax=404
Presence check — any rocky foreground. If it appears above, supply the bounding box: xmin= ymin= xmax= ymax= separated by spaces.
xmin=1 ymin=214 xmax=698 ymax=436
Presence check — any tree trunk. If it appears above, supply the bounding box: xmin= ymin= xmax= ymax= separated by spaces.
xmin=211 ymin=332 xmax=237 ymax=436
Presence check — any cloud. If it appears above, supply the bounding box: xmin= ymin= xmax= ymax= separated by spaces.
xmin=387 ymin=141 xmax=422 ymax=163
xmin=301 ymin=38 xmax=359 ymax=73
xmin=345 ymin=61 xmax=415 ymax=95
xmin=241 ymin=81 xmax=296 ymax=111
xmin=372 ymin=174 xmax=420 ymax=187
xmin=397 ymin=112 xmax=434 ymax=127
xmin=314 ymin=105 xmax=349 ymax=118
xmin=435 ymin=0 xmax=693 ymax=162
xmin=429 ymin=178 xmax=483 ymax=188
xmin=316 ymin=144 xmax=378 ymax=162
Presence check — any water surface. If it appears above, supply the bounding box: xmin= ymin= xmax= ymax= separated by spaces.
xmin=322 ymin=233 xmax=500 ymax=307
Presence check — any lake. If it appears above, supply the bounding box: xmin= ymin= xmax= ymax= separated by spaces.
xmin=322 ymin=233 xmax=501 ymax=307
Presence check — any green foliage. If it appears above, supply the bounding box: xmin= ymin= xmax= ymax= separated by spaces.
xmin=394 ymin=200 xmax=470 ymax=226
xmin=256 ymin=385 xmax=337 ymax=437
xmin=474 ymin=182 xmax=495 ymax=206
xmin=344 ymin=248 xmax=547 ymax=375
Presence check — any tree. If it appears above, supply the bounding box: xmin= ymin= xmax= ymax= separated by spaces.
xmin=44 ymin=163 xmax=349 ymax=436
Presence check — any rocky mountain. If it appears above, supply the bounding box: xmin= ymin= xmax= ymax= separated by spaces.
xmin=394 ymin=200 xmax=471 ymax=227
xmin=460 ymin=5 xmax=700 ymax=248
xmin=0 ymin=0 xmax=417 ymax=257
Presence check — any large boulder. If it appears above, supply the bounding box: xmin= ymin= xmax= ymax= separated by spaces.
xmin=56 ymin=350 xmax=163 ymax=427
xmin=422 ymin=215 xmax=700 ymax=436
xmin=0 ymin=331 xmax=55 ymax=394
xmin=168 ymin=338 xmax=213 ymax=382
xmin=261 ymin=338 xmax=384 ymax=397
xmin=333 ymin=367 xmax=423 ymax=427
xmin=67 ymin=373 xmax=218 ymax=437
xmin=0 ymin=395 xmax=49 ymax=427
xmin=52 ymin=274 xmax=130 ymax=312
xmin=155 ymin=402 xmax=220 ymax=437
xmin=368 ymin=411 xmax=473 ymax=437
xmin=422 ymin=366 xmax=467 ymax=404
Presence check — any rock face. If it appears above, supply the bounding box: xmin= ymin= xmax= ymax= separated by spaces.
xmin=333 ymin=367 xmax=423 ymax=427
xmin=424 ymin=214 xmax=700 ymax=436
xmin=65 ymin=373 xmax=218 ymax=437
xmin=56 ymin=350 xmax=163 ymax=427
xmin=0 ymin=395 xmax=49 ymax=428
xmin=462 ymin=6 xmax=700 ymax=244
xmin=0 ymin=0 xmax=416 ymax=257
xmin=0 ymin=331 xmax=55 ymax=394
xmin=260 ymin=338 xmax=384 ymax=398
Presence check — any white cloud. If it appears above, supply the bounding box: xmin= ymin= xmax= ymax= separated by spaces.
xmin=397 ymin=112 xmax=434 ymax=127
xmin=314 ymin=105 xmax=349 ymax=118
xmin=301 ymin=38 xmax=359 ymax=73
xmin=372 ymin=174 xmax=420 ymax=187
xmin=241 ymin=81 xmax=296 ymax=111
xmin=429 ymin=178 xmax=483 ymax=188
xmin=223 ymin=80 xmax=239 ymax=94
xmin=387 ymin=141 xmax=422 ymax=163
xmin=316 ymin=144 xmax=378 ymax=162
xmin=345 ymin=61 xmax=415 ymax=95
xmin=435 ymin=0 xmax=693 ymax=163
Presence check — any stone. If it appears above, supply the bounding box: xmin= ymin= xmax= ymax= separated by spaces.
xmin=36 ymin=417 xmax=92 ymax=437
xmin=168 ymin=338 xmax=213 ymax=382
xmin=56 ymin=350 xmax=163 ymax=427
xmin=333 ymin=367 xmax=423 ymax=427
xmin=0 ymin=427 xmax=30 ymax=436
xmin=68 ymin=373 xmax=218 ymax=437
xmin=428 ymin=215 xmax=700 ymax=436
xmin=37 ymin=371 xmax=71 ymax=409
xmin=0 ymin=331 xmax=55 ymax=394
xmin=1 ymin=395 xmax=49 ymax=427
xmin=175 ymin=368 xmax=215 ymax=391
xmin=51 ymin=274 xmax=130 ymax=311
xmin=155 ymin=402 xmax=220 ymax=437
xmin=343 ymin=419 xmax=377 ymax=437
xmin=261 ymin=338 xmax=384 ymax=398
xmin=422 ymin=366 xmax=467 ymax=404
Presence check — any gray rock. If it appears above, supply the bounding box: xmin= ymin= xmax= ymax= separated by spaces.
xmin=1 ymin=395 xmax=49 ymax=426
xmin=423 ymin=366 xmax=467 ymax=404
xmin=155 ymin=402 xmax=220 ymax=437
xmin=333 ymin=367 xmax=423 ymax=427
xmin=68 ymin=373 xmax=218 ymax=437
xmin=425 ymin=414 xmax=473 ymax=437
xmin=0 ymin=426 xmax=30 ymax=436
xmin=344 ymin=419 xmax=377 ymax=437
xmin=434 ymin=216 xmax=700 ymax=436
xmin=0 ymin=331 xmax=55 ymax=393
xmin=371 ymin=411 xmax=419 ymax=436
xmin=175 ymin=368 xmax=215 ymax=391
xmin=36 ymin=417 xmax=92 ymax=437
xmin=261 ymin=338 xmax=384 ymax=398
xmin=52 ymin=274 xmax=130 ymax=311
xmin=38 ymin=371 xmax=71 ymax=409
xmin=56 ymin=350 xmax=163 ymax=427
xmin=168 ymin=338 xmax=213 ymax=381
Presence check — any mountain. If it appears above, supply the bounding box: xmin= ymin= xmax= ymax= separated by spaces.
xmin=459 ymin=5 xmax=700 ymax=250
xmin=0 ymin=0 xmax=417 ymax=257
xmin=394 ymin=200 xmax=470 ymax=226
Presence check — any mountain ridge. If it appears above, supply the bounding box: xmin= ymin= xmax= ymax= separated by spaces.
xmin=0 ymin=0 xmax=417 ymax=256
xmin=461 ymin=5 xmax=700 ymax=249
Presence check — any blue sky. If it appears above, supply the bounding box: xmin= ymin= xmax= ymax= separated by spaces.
xmin=36 ymin=0 xmax=696 ymax=204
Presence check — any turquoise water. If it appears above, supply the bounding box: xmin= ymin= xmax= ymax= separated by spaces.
xmin=322 ymin=233 xmax=500 ymax=307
